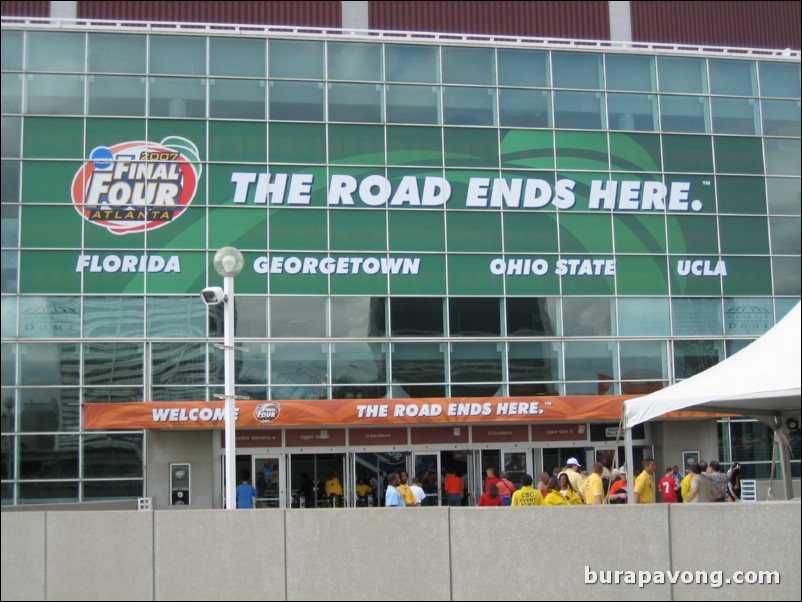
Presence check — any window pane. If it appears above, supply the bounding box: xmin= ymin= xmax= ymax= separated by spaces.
xmin=84 ymin=343 xmax=143 ymax=386
xmin=562 ymin=297 xmax=615 ymax=336
xmin=553 ymin=91 xmax=605 ymax=129
xmin=673 ymin=340 xmax=724 ymax=379
xmin=269 ymin=80 xmax=324 ymax=121
xmin=553 ymin=52 xmax=602 ymax=89
xmin=1 ymin=73 xmax=22 ymax=114
xmin=209 ymin=78 xmax=265 ymax=119
xmin=83 ymin=434 xmax=143 ymax=478
xmin=761 ymin=99 xmax=801 ymax=137
xmin=1 ymin=30 xmax=24 ymax=70
xmin=720 ymin=215 xmax=769 ymax=253
xmin=146 ymin=297 xmax=205 ymax=338
xmin=672 ymin=298 xmax=723 ymax=336
xmin=658 ymin=57 xmax=708 ymax=93
xmin=237 ymin=342 xmax=267 ymax=385
xmin=328 ymin=83 xmax=382 ymax=123
xmin=151 ymin=342 xmax=207 ymax=385
xmin=442 ymin=47 xmax=495 ymax=85
xmin=660 ymin=95 xmax=709 ymax=133
xmin=758 ymin=61 xmax=801 ymax=98
xmin=88 ymin=33 xmax=146 ymax=73
xmin=564 ymin=341 xmax=617 ymax=383
xmin=767 ymin=178 xmax=800 ymax=215
xmin=385 ymin=44 xmax=439 ymax=83
xmin=19 ymin=435 xmax=78 ymax=480
xmin=449 ymin=298 xmax=500 ymax=336
xmin=271 ymin=297 xmax=326 ymax=338
xmin=269 ymin=40 xmax=324 ymax=78
xmin=87 ymin=75 xmax=146 ymax=117
xmin=27 ymin=31 xmax=84 ymax=72
xmin=391 ymin=297 xmax=443 ymax=336
xmin=331 ymin=342 xmax=387 ymax=385
xmin=149 ymin=35 xmax=206 ymax=75
xmin=723 ymin=298 xmax=774 ymax=335
xmin=330 ymin=297 xmax=387 ymax=338
xmin=505 ymin=297 xmax=560 ymax=336
xmin=607 ymin=93 xmax=657 ymax=131
xmin=271 ymin=343 xmax=327 ymax=385
xmin=19 ymin=343 xmax=79 ymax=385
xmin=233 ymin=296 xmax=267 ymax=338
xmin=711 ymin=97 xmax=759 ymax=135
xmin=764 ymin=139 xmax=801 ymax=176
xmin=619 ymin=340 xmax=668 ymax=384
xmin=386 ymin=84 xmax=439 ymax=125
xmin=617 ymin=298 xmax=670 ymax=336
xmin=770 ymin=217 xmax=801 ymax=255
xmin=497 ymin=49 xmax=549 ymax=87
xmin=443 ymin=86 xmax=495 ymax=126
xmin=716 ymin=176 xmax=766 ymax=214
xmin=328 ymin=42 xmax=381 ymax=81
xmin=450 ymin=342 xmax=503 ymax=383
xmin=2 ymin=117 xmax=21 ymax=158
xmin=19 ymin=296 xmax=79 ymax=338
xmin=83 ymin=479 xmax=143 ymax=501
xmin=392 ymin=342 xmax=445 ymax=384
xmin=83 ymin=297 xmax=144 ymax=338
xmin=709 ymin=59 xmax=757 ymax=96
xmin=499 ymin=89 xmax=551 ymax=128
xmin=19 ymin=388 xmax=79 ymax=431
xmin=772 ymin=256 xmax=801 ymax=295
xmin=508 ymin=342 xmax=561 ymax=382
xmin=210 ymin=37 xmax=265 ymax=77
xmin=149 ymin=77 xmax=206 ymax=118
xmin=605 ymin=54 xmax=656 ymax=91
xmin=26 ymin=74 xmax=84 ymax=115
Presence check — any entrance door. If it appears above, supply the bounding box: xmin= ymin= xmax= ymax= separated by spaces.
xmin=352 ymin=451 xmax=407 ymax=507
xmin=253 ymin=456 xmax=283 ymax=508
xmin=478 ymin=449 xmax=530 ymax=492
xmin=412 ymin=452 xmax=440 ymax=506
xmin=287 ymin=453 xmax=346 ymax=508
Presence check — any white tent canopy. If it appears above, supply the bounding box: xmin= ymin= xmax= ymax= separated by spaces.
xmin=622 ymin=302 xmax=801 ymax=500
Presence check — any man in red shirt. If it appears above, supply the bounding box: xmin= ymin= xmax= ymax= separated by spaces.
xmin=484 ymin=467 xmax=499 ymax=493
xmin=658 ymin=467 xmax=678 ymax=503
xmin=444 ymin=468 xmax=463 ymax=506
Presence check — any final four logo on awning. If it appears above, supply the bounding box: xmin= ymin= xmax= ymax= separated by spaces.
xmin=71 ymin=137 xmax=201 ymax=235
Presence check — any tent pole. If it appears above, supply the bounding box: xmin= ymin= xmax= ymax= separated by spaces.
xmin=774 ymin=425 xmax=794 ymax=501
xmin=625 ymin=426 xmax=635 ymax=505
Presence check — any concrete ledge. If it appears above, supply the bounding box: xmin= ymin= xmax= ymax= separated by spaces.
xmin=1 ymin=512 xmax=46 ymax=601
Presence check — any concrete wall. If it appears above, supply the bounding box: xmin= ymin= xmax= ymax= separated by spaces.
xmin=146 ymin=430 xmax=216 ymax=510
xmin=2 ymin=503 xmax=799 ymax=601
xmin=653 ymin=420 xmax=720 ymax=472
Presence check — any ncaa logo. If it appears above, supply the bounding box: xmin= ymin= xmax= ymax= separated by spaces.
xmin=254 ymin=402 xmax=281 ymax=423
xmin=72 ymin=137 xmax=201 ymax=235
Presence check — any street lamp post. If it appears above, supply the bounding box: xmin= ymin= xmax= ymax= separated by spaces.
xmin=211 ymin=247 xmax=244 ymax=510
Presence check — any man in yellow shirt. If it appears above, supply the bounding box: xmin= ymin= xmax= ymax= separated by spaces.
xmin=634 ymin=458 xmax=657 ymax=503
xmin=582 ymin=462 xmax=605 ymax=505
xmin=511 ymin=474 xmax=544 ymax=506
xmin=397 ymin=470 xmax=418 ymax=506
xmin=681 ymin=469 xmax=694 ymax=502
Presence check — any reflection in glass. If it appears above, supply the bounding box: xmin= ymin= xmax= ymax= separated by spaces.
xmin=450 ymin=342 xmax=503 ymax=384
xmin=271 ymin=342 xmax=327 ymax=385
xmin=19 ymin=343 xmax=80 ymax=386
xmin=83 ymin=297 xmax=143 ymax=338
xmin=19 ymin=296 xmax=80 ymax=339
xmin=19 ymin=389 xmax=79 ymax=432
xmin=147 ymin=297 xmax=206 ymax=338
xmin=764 ymin=139 xmax=801 ymax=176
xmin=1 ymin=161 xmax=21 ymax=203
xmin=761 ymin=99 xmax=801 ymax=137
xmin=564 ymin=341 xmax=618 ymax=384
xmin=151 ymin=386 xmax=207 ymax=401
xmin=553 ymin=91 xmax=605 ymax=130
xmin=271 ymin=297 xmax=326 ymax=337
xmin=673 ymin=340 xmax=724 ymax=379
xmin=391 ymin=342 xmax=445 ymax=383
xmin=19 ymin=481 xmax=78 ymax=504
xmin=619 ymin=340 xmax=667 ymax=394
xmin=88 ymin=33 xmax=146 ymax=73
xmin=657 ymin=56 xmax=708 ymax=93
xmin=1 ymin=30 xmax=24 ymax=70
xmin=1 ymin=250 xmax=18 ymax=294
xmin=27 ymin=31 xmax=85 ymax=72
xmin=271 ymin=385 xmax=327 ymax=400
xmin=505 ymin=298 xmax=560 ymax=336
xmin=758 ymin=61 xmax=801 ymax=98
xmin=330 ymin=297 xmax=386 ymax=338
xmin=332 ymin=342 xmax=387 ymax=386
xmin=233 ymin=296 xmax=267 ymax=338
xmin=1 ymin=297 xmax=16 ymax=339
xmin=391 ymin=298 xmax=443 ymax=336
xmin=87 ymin=75 xmax=146 ymax=117
xmin=82 ymin=387 xmax=143 ymax=403
xmin=386 ymin=85 xmax=439 ymax=125
xmin=708 ymin=59 xmax=757 ymax=96
xmin=84 ymin=343 xmax=143 ymax=386
xmin=671 ymin=298 xmax=723 ymax=335
xmin=149 ymin=77 xmax=206 ymax=118
xmin=209 ymin=78 xmax=265 ymax=120
xmin=83 ymin=480 xmax=144 ymax=500
xmin=617 ymin=298 xmax=670 ymax=336
xmin=769 ymin=217 xmax=801 ymax=255
xmin=19 ymin=434 xmax=79 ymax=478
xmin=605 ymin=54 xmax=656 ymax=91
xmin=498 ymin=49 xmax=549 ymax=87
xmin=149 ymin=35 xmax=206 ymax=75
xmin=236 ymin=342 xmax=267 ymax=385
xmin=772 ymin=256 xmax=801 ymax=295
xmin=508 ymin=342 xmax=561 ymax=382
xmin=441 ymin=47 xmax=495 ymax=85
xmin=269 ymin=40 xmax=324 ymax=79
xmin=26 ymin=74 xmax=84 ymax=115
xmin=499 ymin=89 xmax=551 ymax=128
xmin=607 ymin=93 xmax=658 ymax=131
xmin=711 ymin=97 xmax=759 ymax=135
xmin=269 ymin=80 xmax=325 ymax=121
xmin=562 ymin=297 xmax=614 ymax=336
xmin=385 ymin=44 xmax=439 ymax=83
xmin=210 ymin=37 xmax=265 ymax=77
xmin=1 ymin=118 xmax=21 ymax=158
xmin=1 ymin=344 xmax=16 ymax=387
xmin=443 ymin=86 xmax=496 ymax=126
xmin=1 ymin=73 xmax=22 ymax=114
xmin=83 ymin=434 xmax=143 ymax=478
xmin=328 ymin=42 xmax=382 ymax=81
xmin=449 ymin=298 xmax=500 ymax=336
xmin=660 ymin=95 xmax=709 ymax=133
xmin=151 ymin=342 xmax=207 ymax=385
xmin=723 ymin=298 xmax=774 ymax=335
xmin=553 ymin=52 xmax=602 ymax=89
xmin=328 ymin=83 xmax=382 ymax=123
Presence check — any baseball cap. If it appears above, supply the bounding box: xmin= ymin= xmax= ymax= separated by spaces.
xmin=566 ymin=457 xmax=581 ymax=466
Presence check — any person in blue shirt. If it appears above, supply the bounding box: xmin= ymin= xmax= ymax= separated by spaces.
xmin=384 ymin=472 xmax=405 ymax=507
xmin=236 ymin=470 xmax=258 ymax=509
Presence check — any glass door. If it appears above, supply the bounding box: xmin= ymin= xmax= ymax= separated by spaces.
xmin=253 ymin=455 xmax=283 ymax=508
xmin=502 ymin=450 xmax=530 ymax=489
xmin=412 ymin=452 xmax=440 ymax=506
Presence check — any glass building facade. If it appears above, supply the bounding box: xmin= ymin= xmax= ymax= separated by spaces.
xmin=1 ymin=24 xmax=800 ymax=504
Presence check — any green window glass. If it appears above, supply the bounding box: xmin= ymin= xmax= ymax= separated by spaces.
xmin=441 ymin=47 xmax=495 ymax=85
xmin=444 ymin=128 xmax=498 ymax=168
xmin=208 ymin=121 xmax=266 ymax=162
xmin=443 ymin=86 xmax=496 ymax=126
xmin=20 ymin=205 xmax=81 ymax=248
xmin=268 ymin=80 xmax=324 ymax=121
xmin=23 ymin=117 xmax=83 ymax=159
xmin=553 ymin=52 xmax=602 ymax=89
xmin=22 ymin=161 xmax=81 ymax=203
xmin=503 ymin=212 xmax=558 ymax=252
xmin=559 ymin=213 xmax=612 ymax=253
xmin=560 ymin=259 xmax=615 ymax=295
xmin=761 ymin=99 xmax=801 ymax=137
xmin=27 ymin=31 xmax=85 ymax=72
xmin=146 ymin=297 xmax=205 ymax=338
xmin=711 ymin=97 xmax=759 ymax=135
xmin=328 ymin=82 xmax=383 ymax=123
xmin=19 ymin=250 xmax=81 ymax=293
xmin=613 ymin=214 xmax=667 ymax=253
xmin=497 ymin=49 xmax=549 ymax=87
xmin=499 ymin=89 xmax=551 ymax=128
xmin=772 ymin=256 xmax=801 ymax=295
xmin=722 ymin=256 xmax=773 ymax=295
xmin=607 ymin=93 xmax=658 ymax=131
xmin=667 ymin=215 xmax=719 ymax=253
xmin=388 ymin=210 xmax=445 ymax=252
xmin=79 ymin=261 xmax=146 ymax=295
xmin=605 ymin=54 xmax=656 ymax=91
xmin=1 ymin=73 xmax=22 ymax=114
xmin=664 ymin=174 xmax=715 ymax=214
xmin=386 ymin=84 xmax=440 ymax=125
xmin=445 ymin=169 xmax=497 ymax=209
xmin=329 ymin=254 xmax=391 ymax=296
xmin=87 ymin=75 xmax=146 ymax=117
xmin=500 ymin=130 xmax=554 ymax=169
xmin=767 ymin=178 xmax=801 ymax=215
xmin=26 ymin=74 xmax=84 ymax=115
xmin=148 ymin=77 xmax=206 ymax=118
xmin=18 ymin=296 xmax=79 ymax=339
xmin=88 ymin=33 xmax=146 ymax=73
xmin=714 ymin=137 xmax=764 ymax=175
xmin=149 ymin=35 xmax=206 ymax=75
xmin=503 ymin=257 xmax=560 ymax=296
xmin=209 ymin=78 xmax=265 ymax=120
xmin=210 ymin=37 xmax=265 ymax=77
xmin=389 ymin=254 xmax=446 ymax=295
xmin=448 ymin=254 xmax=503 ymax=295
xmin=384 ymin=44 xmax=439 ymax=83
xmin=146 ymin=209 xmax=206 ymax=251
xmin=617 ymin=298 xmax=670 ymax=336
xmin=148 ymin=119 xmax=207 ymax=161
xmin=709 ymin=59 xmax=757 ymax=96
xmin=553 ymin=91 xmax=606 ymax=130
xmin=269 ymin=208 xmax=327 ymax=251
xmin=447 ymin=212 xmax=501 ymax=252
xmin=556 ymin=131 xmax=608 ymax=170
xmin=269 ymin=123 xmax=326 ymax=164
xmin=769 ymin=217 xmax=801 ymax=255
xmin=764 ymin=139 xmax=801 ymax=176
xmin=662 ymin=135 xmax=713 ymax=173
xmin=386 ymin=126 xmax=442 ymax=166
xmin=2 ymin=117 xmax=21 ymax=158
xmin=328 ymin=41 xmax=382 ymax=81
xmin=1 ymin=30 xmax=24 ymax=70
xmin=723 ymin=298 xmax=774 ymax=336
xmin=269 ymin=40 xmax=324 ymax=79
xmin=609 ymin=133 xmax=661 ymax=172
xmin=141 ymin=252 xmax=203 ymax=295
xmin=329 ymin=124 xmax=385 ymax=165
xmin=657 ymin=57 xmax=708 ymax=93
xmin=719 ymin=216 xmax=769 ymax=254
xmin=716 ymin=176 xmax=767 ymax=214
xmin=330 ymin=210 xmax=387 ymax=251
xmin=83 ymin=297 xmax=144 ymax=338
xmin=660 ymin=95 xmax=709 ymax=133
xmin=758 ymin=61 xmax=801 ymax=98
xmin=616 ymin=255 xmax=669 ymax=295
xmin=669 ymin=259 xmax=723 ymax=296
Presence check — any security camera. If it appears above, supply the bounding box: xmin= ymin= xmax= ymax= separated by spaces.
xmin=200 ymin=286 xmax=227 ymax=305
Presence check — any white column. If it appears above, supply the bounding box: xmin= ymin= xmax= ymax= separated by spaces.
xmin=609 ymin=1 xmax=633 ymax=43
xmin=342 ymin=1 xmax=369 ymax=31
xmin=50 ymin=1 xmax=77 ymax=20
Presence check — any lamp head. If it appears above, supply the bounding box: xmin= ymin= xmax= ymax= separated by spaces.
xmin=213 ymin=247 xmax=244 ymax=277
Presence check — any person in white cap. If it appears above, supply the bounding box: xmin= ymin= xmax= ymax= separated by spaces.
xmin=559 ymin=457 xmax=584 ymax=500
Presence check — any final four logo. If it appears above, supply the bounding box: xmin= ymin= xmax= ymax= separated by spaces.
xmin=72 ymin=137 xmax=201 ymax=235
